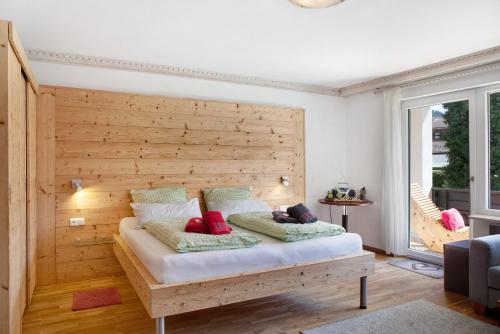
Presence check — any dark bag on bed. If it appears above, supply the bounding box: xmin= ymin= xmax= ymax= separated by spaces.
xmin=287 ymin=203 xmax=318 ymax=224
xmin=272 ymin=211 xmax=300 ymax=224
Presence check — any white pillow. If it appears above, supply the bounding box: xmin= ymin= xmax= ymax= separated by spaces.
xmin=207 ymin=199 xmax=272 ymax=219
xmin=131 ymin=198 xmax=202 ymax=229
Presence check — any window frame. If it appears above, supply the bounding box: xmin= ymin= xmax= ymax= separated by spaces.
xmin=475 ymin=83 xmax=500 ymax=217
xmin=402 ymin=90 xmax=476 ymax=263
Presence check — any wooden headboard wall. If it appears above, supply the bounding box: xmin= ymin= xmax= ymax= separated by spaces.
xmin=37 ymin=86 xmax=305 ymax=284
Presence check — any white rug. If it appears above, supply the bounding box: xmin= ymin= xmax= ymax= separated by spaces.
xmin=388 ymin=259 xmax=444 ymax=279
xmin=301 ymin=300 xmax=499 ymax=334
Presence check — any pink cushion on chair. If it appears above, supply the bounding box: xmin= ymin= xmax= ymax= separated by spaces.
xmin=441 ymin=208 xmax=465 ymax=231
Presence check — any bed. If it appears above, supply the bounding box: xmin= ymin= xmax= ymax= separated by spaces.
xmin=113 ymin=217 xmax=375 ymax=334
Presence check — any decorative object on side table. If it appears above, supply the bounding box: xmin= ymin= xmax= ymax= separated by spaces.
xmin=323 ymin=184 xmax=368 ymax=202
xmin=330 ymin=182 xmax=357 ymax=201
xmin=320 ymin=184 xmax=372 ymax=231
xmin=359 ymin=187 xmax=367 ymax=201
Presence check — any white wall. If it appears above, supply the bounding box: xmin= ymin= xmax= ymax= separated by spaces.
xmin=345 ymin=92 xmax=384 ymax=249
xmin=31 ymin=61 xmax=347 ymax=222
xmin=410 ymin=106 xmax=433 ymax=194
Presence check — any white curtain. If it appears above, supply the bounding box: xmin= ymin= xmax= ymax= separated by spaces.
xmin=381 ymin=87 xmax=409 ymax=256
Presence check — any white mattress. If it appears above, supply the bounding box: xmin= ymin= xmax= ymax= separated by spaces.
xmin=119 ymin=217 xmax=363 ymax=284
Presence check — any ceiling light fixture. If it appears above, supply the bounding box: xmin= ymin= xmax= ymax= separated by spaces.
xmin=289 ymin=0 xmax=345 ymax=8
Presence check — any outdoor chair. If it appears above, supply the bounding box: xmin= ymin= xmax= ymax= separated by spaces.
xmin=410 ymin=183 xmax=469 ymax=253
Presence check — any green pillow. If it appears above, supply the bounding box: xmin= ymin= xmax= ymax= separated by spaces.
xmin=203 ymin=186 xmax=252 ymax=202
xmin=130 ymin=187 xmax=186 ymax=203
xmin=145 ymin=220 xmax=261 ymax=253
xmin=228 ymin=212 xmax=345 ymax=242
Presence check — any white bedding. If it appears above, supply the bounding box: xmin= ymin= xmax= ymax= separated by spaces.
xmin=119 ymin=217 xmax=363 ymax=284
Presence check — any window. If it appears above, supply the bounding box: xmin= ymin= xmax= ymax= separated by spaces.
xmin=401 ymin=82 xmax=500 ymax=257
xmin=403 ymin=83 xmax=500 ymax=227
xmin=402 ymin=91 xmax=474 ymax=263
xmin=473 ymin=83 xmax=500 ymax=217
xmin=489 ymin=91 xmax=500 ymax=210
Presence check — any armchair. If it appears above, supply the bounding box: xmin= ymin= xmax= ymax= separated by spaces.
xmin=469 ymin=235 xmax=500 ymax=314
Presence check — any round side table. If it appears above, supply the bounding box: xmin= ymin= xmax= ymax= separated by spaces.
xmin=318 ymin=199 xmax=373 ymax=232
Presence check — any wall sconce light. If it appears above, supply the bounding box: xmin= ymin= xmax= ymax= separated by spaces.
xmin=281 ymin=176 xmax=289 ymax=186
xmin=71 ymin=178 xmax=83 ymax=192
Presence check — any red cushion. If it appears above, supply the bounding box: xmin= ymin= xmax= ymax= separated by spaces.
xmin=203 ymin=211 xmax=232 ymax=235
xmin=441 ymin=208 xmax=465 ymax=231
xmin=185 ymin=217 xmax=209 ymax=234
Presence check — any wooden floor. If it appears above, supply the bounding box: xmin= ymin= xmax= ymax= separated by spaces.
xmin=23 ymin=255 xmax=500 ymax=334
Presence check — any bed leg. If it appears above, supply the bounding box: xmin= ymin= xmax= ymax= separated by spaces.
xmin=156 ymin=317 xmax=165 ymax=334
xmin=360 ymin=276 xmax=367 ymax=309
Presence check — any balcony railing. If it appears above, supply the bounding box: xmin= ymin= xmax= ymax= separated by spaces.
xmin=431 ymin=187 xmax=500 ymax=225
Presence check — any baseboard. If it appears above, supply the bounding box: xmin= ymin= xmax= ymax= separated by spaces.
xmin=363 ymin=245 xmax=392 ymax=256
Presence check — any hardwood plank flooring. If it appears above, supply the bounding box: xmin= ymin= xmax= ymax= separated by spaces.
xmin=23 ymin=255 xmax=500 ymax=333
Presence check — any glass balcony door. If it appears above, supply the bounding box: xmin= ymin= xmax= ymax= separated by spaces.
xmin=403 ymin=91 xmax=476 ymax=264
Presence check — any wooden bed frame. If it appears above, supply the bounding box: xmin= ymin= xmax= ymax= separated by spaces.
xmin=113 ymin=234 xmax=375 ymax=334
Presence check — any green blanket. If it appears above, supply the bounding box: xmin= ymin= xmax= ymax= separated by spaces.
xmin=144 ymin=219 xmax=261 ymax=253
xmin=228 ymin=212 xmax=345 ymax=242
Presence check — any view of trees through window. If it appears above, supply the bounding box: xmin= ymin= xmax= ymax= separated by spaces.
xmin=431 ymin=92 xmax=500 ymax=202
xmin=432 ymin=100 xmax=470 ymax=189
xmin=490 ymin=92 xmax=500 ymax=207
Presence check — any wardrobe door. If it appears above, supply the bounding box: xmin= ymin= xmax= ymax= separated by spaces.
xmin=26 ymin=83 xmax=37 ymax=304
xmin=0 ymin=19 xmax=37 ymax=334
xmin=0 ymin=23 xmax=9 ymax=334
xmin=19 ymin=73 xmax=27 ymax=314
xmin=5 ymin=41 xmax=27 ymax=334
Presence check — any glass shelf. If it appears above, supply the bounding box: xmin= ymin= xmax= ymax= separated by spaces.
xmin=72 ymin=238 xmax=114 ymax=247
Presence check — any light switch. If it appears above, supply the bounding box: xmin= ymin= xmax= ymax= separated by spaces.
xmin=69 ymin=217 xmax=85 ymax=226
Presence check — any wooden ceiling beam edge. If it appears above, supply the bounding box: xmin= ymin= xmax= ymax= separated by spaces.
xmin=8 ymin=22 xmax=39 ymax=94
xmin=26 ymin=49 xmax=340 ymax=97
xmin=339 ymin=44 xmax=500 ymax=97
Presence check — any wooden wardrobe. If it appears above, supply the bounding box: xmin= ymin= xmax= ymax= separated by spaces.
xmin=0 ymin=20 xmax=38 ymax=334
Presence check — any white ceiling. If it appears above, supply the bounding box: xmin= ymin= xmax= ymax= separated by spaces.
xmin=2 ymin=0 xmax=500 ymax=88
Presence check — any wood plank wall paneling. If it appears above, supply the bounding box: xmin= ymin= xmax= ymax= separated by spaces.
xmin=36 ymin=86 xmax=305 ymax=284
xmin=36 ymin=87 xmax=57 ymax=286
